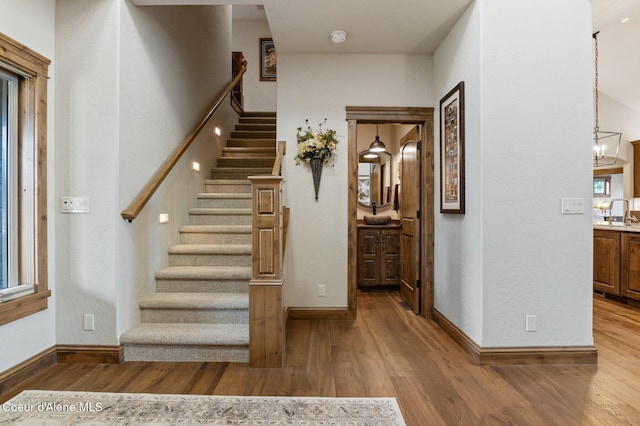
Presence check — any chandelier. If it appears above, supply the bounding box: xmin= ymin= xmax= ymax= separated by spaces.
xmin=593 ymin=31 xmax=622 ymax=167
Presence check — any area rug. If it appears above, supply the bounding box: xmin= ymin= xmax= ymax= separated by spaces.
xmin=0 ymin=390 xmax=405 ymax=425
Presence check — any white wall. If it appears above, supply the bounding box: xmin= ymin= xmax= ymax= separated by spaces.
xmin=278 ymin=54 xmax=433 ymax=308
xmin=0 ymin=0 xmax=57 ymax=372
xmin=433 ymin=1 xmax=484 ymax=343
xmin=56 ymin=0 xmax=120 ymax=345
xmin=232 ymin=20 xmax=276 ymax=112
xmin=55 ymin=0 xmax=234 ymax=344
xmin=435 ymin=0 xmax=594 ymax=347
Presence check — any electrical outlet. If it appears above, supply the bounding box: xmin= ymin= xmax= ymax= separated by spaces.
xmin=318 ymin=284 xmax=326 ymax=297
xmin=83 ymin=314 xmax=95 ymax=331
xmin=526 ymin=315 xmax=537 ymax=332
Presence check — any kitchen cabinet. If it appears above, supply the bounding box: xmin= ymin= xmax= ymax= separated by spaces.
xmin=633 ymin=140 xmax=640 ymax=198
xmin=621 ymin=232 xmax=640 ymax=301
xmin=594 ymin=227 xmax=640 ymax=303
xmin=593 ymin=229 xmax=621 ymax=295
xmin=357 ymin=226 xmax=400 ymax=287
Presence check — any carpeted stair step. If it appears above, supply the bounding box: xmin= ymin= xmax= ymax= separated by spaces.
xmin=243 ymin=111 xmax=276 ymax=117
xmin=234 ymin=123 xmax=276 ymax=132
xmin=205 ymin=179 xmax=251 ymax=193
xmin=155 ymin=265 xmax=250 ymax=293
xmin=179 ymin=225 xmax=251 ymax=244
xmin=230 ymin=130 xmax=275 ymax=139
xmin=196 ymin=193 xmax=252 ymax=209
xmin=139 ymin=292 xmax=248 ymax=324
xmin=188 ymin=208 xmax=251 ymax=225
xmin=238 ymin=117 xmax=276 ymax=125
xmin=217 ymin=156 xmax=275 ymax=168
xmin=121 ymin=323 xmax=249 ymax=362
xmin=226 ymin=138 xmax=276 ymax=148
xmin=222 ymin=147 xmax=276 ymax=158
xmin=168 ymin=244 xmax=251 ymax=267
xmin=210 ymin=167 xmax=272 ymax=180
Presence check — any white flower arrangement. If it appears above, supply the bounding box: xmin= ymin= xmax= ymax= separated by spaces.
xmin=294 ymin=119 xmax=339 ymax=165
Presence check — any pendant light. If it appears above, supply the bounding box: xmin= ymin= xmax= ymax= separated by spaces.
xmin=369 ymin=124 xmax=386 ymax=153
xmin=593 ymin=31 xmax=622 ymax=167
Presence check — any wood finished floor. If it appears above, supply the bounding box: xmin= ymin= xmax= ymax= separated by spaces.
xmin=3 ymin=292 xmax=640 ymax=425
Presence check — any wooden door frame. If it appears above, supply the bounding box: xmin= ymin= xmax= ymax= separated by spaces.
xmin=346 ymin=106 xmax=434 ymax=320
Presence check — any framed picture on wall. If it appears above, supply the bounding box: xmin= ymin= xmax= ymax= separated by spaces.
xmin=260 ymin=38 xmax=276 ymax=81
xmin=439 ymin=81 xmax=465 ymax=214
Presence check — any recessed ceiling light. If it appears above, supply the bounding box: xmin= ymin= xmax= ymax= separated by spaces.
xmin=331 ymin=30 xmax=347 ymax=44
xmin=622 ymin=17 xmax=630 ymax=23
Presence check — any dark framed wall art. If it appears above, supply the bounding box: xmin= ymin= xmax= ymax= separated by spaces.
xmin=260 ymin=38 xmax=276 ymax=81
xmin=439 ymin=81 xmax=465 ymax=214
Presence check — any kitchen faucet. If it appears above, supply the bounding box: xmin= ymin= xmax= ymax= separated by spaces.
xmin=610 ymin=198 xmax=638 ymax=225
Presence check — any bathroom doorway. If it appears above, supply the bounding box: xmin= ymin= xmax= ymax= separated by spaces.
xmin=345 ymin=107 xmax=434 ymax=320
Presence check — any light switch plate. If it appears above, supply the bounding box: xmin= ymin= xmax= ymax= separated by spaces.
xmin=61 ymin=197 xmax=90 ymax=213
xmin=561 ymin=198 xmax=584 ymax=215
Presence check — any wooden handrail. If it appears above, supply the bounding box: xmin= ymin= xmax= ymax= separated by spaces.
xmin=121 ymin=60 xmax=247 ymax=222
xmin=272 ymin=141 xmax=288 ymax=256
xmin=271 ymin=140 xmax=286 ymax=176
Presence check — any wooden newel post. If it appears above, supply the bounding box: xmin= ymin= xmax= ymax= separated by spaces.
xmin=248 ymin=175 xmax=285 ymax=368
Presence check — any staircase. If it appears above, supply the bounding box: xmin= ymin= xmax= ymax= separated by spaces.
xmin=121 ymin=112 xmax=276 ymax=362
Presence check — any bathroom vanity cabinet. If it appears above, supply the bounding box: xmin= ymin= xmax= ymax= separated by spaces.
xmin=357 ymin=225 xmax=400 ymax=287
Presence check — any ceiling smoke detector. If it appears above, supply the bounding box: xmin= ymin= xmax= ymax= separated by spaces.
xmin=331 ymin=30 xmax=347 ymax=43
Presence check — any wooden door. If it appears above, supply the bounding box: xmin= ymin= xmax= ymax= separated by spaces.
xmin=399 ymin=126 xmax=421 ymax=313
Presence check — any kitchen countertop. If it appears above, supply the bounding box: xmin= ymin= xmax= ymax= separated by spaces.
xmin=593 ymin=223 xmax=640 ymax=233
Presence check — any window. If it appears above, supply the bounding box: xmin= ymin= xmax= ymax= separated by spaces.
xmin=1 ymin=69 xmax=18 ymax=292
xmin=0 ymin=31 xmax=51 ymax=325
xmin=593 ymin=175 xmax=611 ymax=197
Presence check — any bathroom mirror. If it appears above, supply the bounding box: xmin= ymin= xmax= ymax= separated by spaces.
xmin=358 ymin=150 xmax=392 ymax=207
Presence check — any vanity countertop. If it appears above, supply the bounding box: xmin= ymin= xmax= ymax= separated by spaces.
xmin=357 ymin=222 xmax=401 ymax=229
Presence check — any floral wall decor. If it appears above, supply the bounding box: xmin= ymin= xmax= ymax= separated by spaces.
xmin=294 ymin=119 xmax=339 ymax=200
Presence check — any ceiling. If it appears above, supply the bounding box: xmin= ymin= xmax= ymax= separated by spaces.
xmin=592 ymin=0 xmax=640 ymax=113
xmin=134 ymin=0 xmax=640 ymax=114
xmin=259 ymin=0 xmax=472 ymax=55
xmin=134 ymin=0 xmax=472 ymax=54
